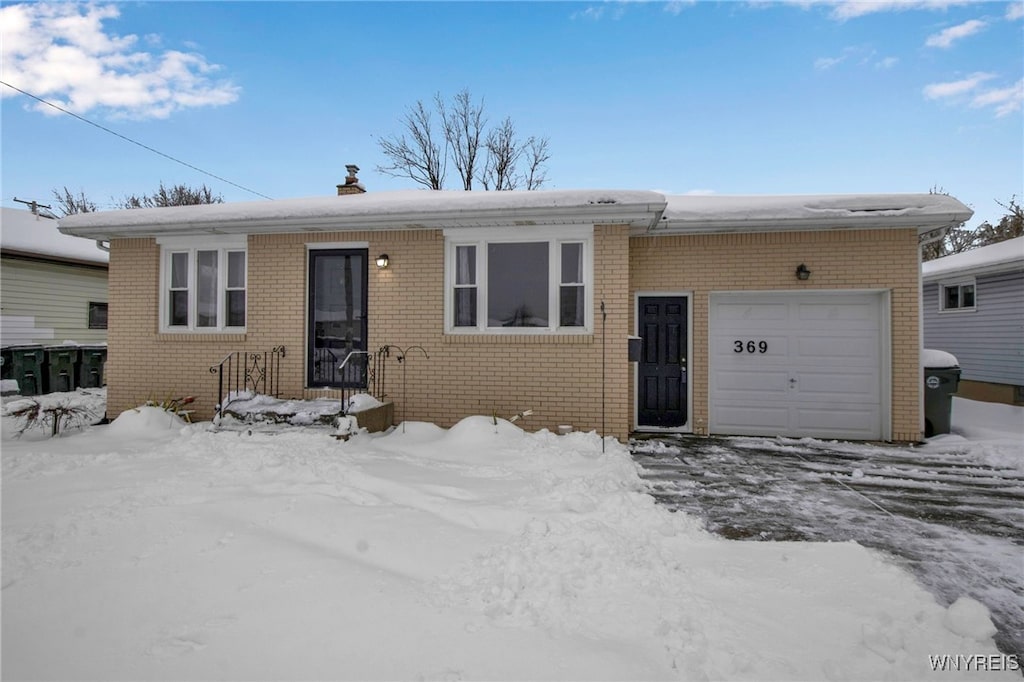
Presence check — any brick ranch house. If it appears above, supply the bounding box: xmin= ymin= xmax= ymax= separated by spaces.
xmin=58 ymin=171 xmax=972 ymax=442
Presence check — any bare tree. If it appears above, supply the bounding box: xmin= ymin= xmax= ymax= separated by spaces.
xmin=439 ymin=89 xmax=486 ymax=190
xmin=117 ymin=182 xmax=223 ymax=208
xmin=376 ymin=100 xmax=446 ymax=190
xmin=52 ymin=187 xmax=98 ymax=216
xmin=52 ymin=182 xmax=223 ymax=215
xmin=378 ymin=90 xmax=550 ymax=191
xmin=922 ymin=194 xmax=1024 ymax=261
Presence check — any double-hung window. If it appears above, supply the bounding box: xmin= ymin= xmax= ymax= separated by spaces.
xmin=939 ymin=278 xmax=976 ymax=312
xmin=445 ymin=226 xmax=592 ymax=333
xmin=159 ymin=236 xmax=247 ymax=332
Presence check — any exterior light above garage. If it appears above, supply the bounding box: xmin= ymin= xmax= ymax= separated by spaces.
xmin=796 ymin=263 xmax=811 ymax=281
xmin=375 ymin=254 xmax=390 ymax=269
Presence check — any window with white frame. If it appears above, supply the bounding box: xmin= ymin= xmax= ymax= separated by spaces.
xmin=445 ymin=227 xmax=592 ymax=333
xmin=159 ymin=236 xmax=247 ymax=332
xmin=940 ymin=278 xmax=976 ymax=311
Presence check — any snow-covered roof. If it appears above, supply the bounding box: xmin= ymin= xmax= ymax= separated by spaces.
xmin=57 ymin=189 xmax=667 ymax=240
xmin=655 ymin=193 xmax=973 ymax=234
xmin=922 ymin=236 xmax=1024 ymax=281
xmin=56 ymin=189 xmax=974 ymax=241
xmin=1 ymin=207 xmax=108 ymax=265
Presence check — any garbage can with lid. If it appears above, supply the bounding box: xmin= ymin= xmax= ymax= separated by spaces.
xmin=78 ymin=345 xmax=107 ymax=388
xmin=1 ymin=347 xmax=12 ymax=382
xmin=9 ymin=345 xmax=45 ymax=395
xmin=923 ymin=349 xmax=961 ymax=438
xmin=45 ymin=345 xmax=81 ymax=393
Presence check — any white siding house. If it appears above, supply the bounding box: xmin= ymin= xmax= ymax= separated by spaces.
xmin=922 ymin=236 xmax=1024 ymax=405
xmin=1 ymin=207 xmax=109 ymax=347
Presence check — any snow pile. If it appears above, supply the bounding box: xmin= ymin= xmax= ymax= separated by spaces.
xmin=1 ymin=411 xmax=1017 ymax=680
xmin=923 ymin=348 xmax=960 ymax=368
xmin=106 ymin=405 xmax=188 ymax=436
xmin=345 ymin=392 xmax=383 ymax=413
xmin=923 ymin=397 xmax=1024 ymax=473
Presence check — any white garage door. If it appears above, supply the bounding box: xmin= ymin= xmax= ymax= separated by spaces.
xmin=709 ymin=292 xmax=885 ymax=440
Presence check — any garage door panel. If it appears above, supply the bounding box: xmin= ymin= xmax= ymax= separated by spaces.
xmin=714 ymin=369 xmax=790 ymax=394
xmin=797 ymin=301 xmax=880 ymax=327
xmin=714 ymin=405 xmax=790 ymax=431
xmin=713 ymin=302 xmax=790 ymax=326
xmin=795 ymin=334 xmax=879 ymax=364
xmin=794 ymin=406 xmax=881 ymax=439
xmin=794 ymin=369 xmax=878 ymax=401
xmin=709 ymin=292 xmax=884 ymax=440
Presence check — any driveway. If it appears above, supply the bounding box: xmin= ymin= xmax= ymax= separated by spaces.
xmin=631 ymin=435 xmax=1024 ymax=659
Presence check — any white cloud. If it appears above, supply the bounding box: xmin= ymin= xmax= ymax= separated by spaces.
xmin=827 ymin=1 xmax=971 ymax=20
xmin=1007 ymin=3 xmax=1024 ymax=20
xmin=875 ymin=56 xmax=899 ymax=69
xmin=923 ymin=72 xmax=995 ymax=99
xmin=971 ymin=79 xmax=1024 ymax=117
xmin=925 ymin=19 xmax=987 ymax=48
xmin=0 ymin=2 xmax=239 ymax=119
xmin=815 ymin=55 xmax=845 ymax=70
xmin=663 ymin=1 xmax=698 ymax=15
xmin=923 ymin=73 xmax=1021 ymax=117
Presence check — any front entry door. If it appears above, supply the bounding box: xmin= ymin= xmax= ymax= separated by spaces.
xmin=637 ymin=296 xmax=688 ymax=428
xmin=307 ymin=249 xmax=368 ymax=388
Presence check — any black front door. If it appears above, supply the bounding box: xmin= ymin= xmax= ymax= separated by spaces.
xmin=637 ymin=296 xmax=688 ymax=428
xmin=307 ymin=249 xmax=368 ymax=387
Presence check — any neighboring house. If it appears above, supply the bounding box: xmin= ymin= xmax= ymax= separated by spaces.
xmin=922 ymin=236 xmax=1024 ymax=406
xmin=1 ymin=206 xmax=109 ymax=347
xmin=58 ymin=169 xmax=972 ymax=441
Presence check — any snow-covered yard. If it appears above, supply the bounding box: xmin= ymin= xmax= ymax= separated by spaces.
xmin=2 ymin=391 xmax=1021 ymax=680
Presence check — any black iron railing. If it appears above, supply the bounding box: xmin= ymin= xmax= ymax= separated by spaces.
xmin=210 ymin=346 xmax=286 ymax=418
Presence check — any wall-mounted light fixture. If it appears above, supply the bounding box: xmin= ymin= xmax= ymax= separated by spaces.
xmin=795 ymin=263 xmax=811 ymax=281
xmin=375 ymin=254 xmax=390 ymax=269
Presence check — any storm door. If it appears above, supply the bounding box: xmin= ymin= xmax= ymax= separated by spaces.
xmin=307 ymin=249 xmax=368 ymax=388
xmin=637 ymin=296 xmax=688 ymax=428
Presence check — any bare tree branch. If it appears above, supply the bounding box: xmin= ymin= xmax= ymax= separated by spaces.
xmin=376 ymin=100 xmax=446 ymax=190
xmin=440 ymin=89 xmax=486 ymax=191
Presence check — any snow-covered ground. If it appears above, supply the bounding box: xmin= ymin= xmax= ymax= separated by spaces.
xmin=2 ymin=391 xmax=1021 ymax=680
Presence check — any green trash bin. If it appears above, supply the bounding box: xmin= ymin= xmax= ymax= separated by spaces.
xmin=9 ymin=345 xmax=45 ymax=395
xmin=923 ymin=349 xmax=961 ymax=438
xmin=1 ymin=347 xmax=12 ymax=382
xmin=45 ymin=345 xmax=81 ymax=394
xmin=78 ymin=345 xmax=107 ymax=388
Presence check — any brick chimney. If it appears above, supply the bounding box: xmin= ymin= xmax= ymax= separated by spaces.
xmin=337 ymin=164 xmax=366 ymax=195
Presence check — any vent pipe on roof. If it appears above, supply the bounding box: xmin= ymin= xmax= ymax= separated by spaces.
xmin=337 ymin=164 xmax=366 ymax=196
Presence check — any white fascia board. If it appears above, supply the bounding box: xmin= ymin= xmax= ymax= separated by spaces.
xmin=922 ymin=259 xmax=1024 ymax=282
xmin=58 ymin=203 xmax=664 ymax=240
xmin=639 ymin=212 xmax=973 ymax=236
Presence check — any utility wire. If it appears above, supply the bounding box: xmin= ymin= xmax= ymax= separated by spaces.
xmin=1 ymin=80 xmax=273 ymax=201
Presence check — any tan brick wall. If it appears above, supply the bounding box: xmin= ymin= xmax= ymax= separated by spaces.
xmin=105 ymin=226 xmax=634 ymax=440
xmin=628 ymin=228 xmax=923 ymax=441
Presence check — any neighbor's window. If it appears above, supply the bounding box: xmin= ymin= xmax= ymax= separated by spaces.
xmin=446 ymin=227 xmax=592 ymax=333
xmin=159 ymin=237 xmax=247 ymax=332
xmin=88 ymin=302 xmax=108 ymax=329
xmin=940 ymin=279 xmax=976 ymax=311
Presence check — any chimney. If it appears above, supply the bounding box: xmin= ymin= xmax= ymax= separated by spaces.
xmin=337 ymin=164 xmax=366 ymax=195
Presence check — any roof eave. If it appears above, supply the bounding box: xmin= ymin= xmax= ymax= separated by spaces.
xmin=59 ymin=203 xmax=666 ymax=240
xmin=638 ymin=210 xmax=974 ymax=236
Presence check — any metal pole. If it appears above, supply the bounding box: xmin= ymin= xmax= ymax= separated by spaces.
xmin=601 ymin=300 xmax=606 ymax=453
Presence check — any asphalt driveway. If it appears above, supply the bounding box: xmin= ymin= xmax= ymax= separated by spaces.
xmin=631 ymin=435 xmax=1024 ymax=659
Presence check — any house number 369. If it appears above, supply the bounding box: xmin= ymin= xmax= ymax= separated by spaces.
xmin=734 ymin=340 xmax=768 ymax=353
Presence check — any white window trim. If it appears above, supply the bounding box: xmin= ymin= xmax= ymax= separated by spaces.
xmin=938 ymin=276 xmax=977 ymax=313
xmin=443 ymin=225 xmax=594 ymax=335
xmin=158 ymin=235 xmax=248 ymax=333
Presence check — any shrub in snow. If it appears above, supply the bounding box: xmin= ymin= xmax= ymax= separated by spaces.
xmin=108 ymin=406 xmax=189 ymax=436
xmin=4 ymin=398 xmax=99 ymax=437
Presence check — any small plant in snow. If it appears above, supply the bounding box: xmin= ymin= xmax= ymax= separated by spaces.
xmin=145 ymin=395 xmax=196 ymax=423
xmin=6 ymin=399 xmax=98 ymax=438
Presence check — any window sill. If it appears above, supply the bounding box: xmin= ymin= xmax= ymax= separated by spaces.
xmin=443 ymin=332 xmax=593 ymax=345
xmin=937 ymin=308 xmax=977 ymax=314
xmin=157 ymin=332 xmax=247 ymax=343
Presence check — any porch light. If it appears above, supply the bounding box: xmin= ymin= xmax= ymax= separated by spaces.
xmin=795 ymin=263 xmax=811 ymax=281
xmin=375 ymin=254 xmax=390 ymax=269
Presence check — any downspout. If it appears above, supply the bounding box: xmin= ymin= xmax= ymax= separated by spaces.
xmin=95 ymin=240 xmax=110 ymax=252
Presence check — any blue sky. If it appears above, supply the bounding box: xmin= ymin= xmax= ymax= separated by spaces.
xmin=2 ymin=1 xmax=1022 ymax=227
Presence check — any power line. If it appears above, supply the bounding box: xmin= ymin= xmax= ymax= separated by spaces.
xmin=1 ymin=80 xmax=273 ymax=201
